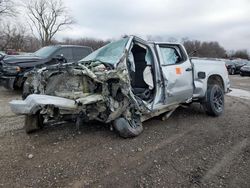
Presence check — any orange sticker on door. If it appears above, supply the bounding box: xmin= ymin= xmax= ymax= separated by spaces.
xmin=175 ymin=67 xmax=182 ymax=75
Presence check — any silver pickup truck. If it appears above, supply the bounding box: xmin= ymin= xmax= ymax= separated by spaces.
xmin=10 ymin=36 xmax=230 ymax=138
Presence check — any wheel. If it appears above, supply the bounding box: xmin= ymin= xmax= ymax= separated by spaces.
xmin=240 ymin=72 xmax=245 ymax=76
xmin=24 ymin=113 xmax=44 ymax=133
xmin=22 ymin=82 xmax=29 ymax=99
xmin=22 ymin=77 xmax=33 ymax=99
xmin=113 ymin=116 xmax=143 ymax=138
xmin=231 ymin=68 xmax=235 ymax=75
xmin=203 ymin=84 xmax=224 ymax=117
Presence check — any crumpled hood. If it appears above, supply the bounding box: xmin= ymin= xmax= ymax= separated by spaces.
xmin=3 ymin=55 xmax=43 ymax=66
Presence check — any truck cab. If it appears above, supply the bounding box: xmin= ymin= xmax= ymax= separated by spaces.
xmin=126 ymin=37 xmax=229 ymax=110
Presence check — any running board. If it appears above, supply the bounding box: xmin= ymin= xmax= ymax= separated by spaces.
xmin=141 ymin=104 xmax=179 ymax=122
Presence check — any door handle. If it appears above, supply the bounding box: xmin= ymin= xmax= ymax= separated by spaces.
xmin=186 ymin=67 xmax=192 ymax=71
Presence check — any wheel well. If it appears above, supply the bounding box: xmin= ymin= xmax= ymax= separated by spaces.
xmin=207 ymin=75 xmax=224 ymax=90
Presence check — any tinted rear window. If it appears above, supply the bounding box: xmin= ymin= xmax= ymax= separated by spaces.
xmin=73 ymin=47 xmax=92 ymax=61
xmin=53 ymin=48 xmax=73 ymax=62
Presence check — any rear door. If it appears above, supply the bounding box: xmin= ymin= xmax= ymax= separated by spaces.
xmin=156 ymin=44 xmax=193 ymax=105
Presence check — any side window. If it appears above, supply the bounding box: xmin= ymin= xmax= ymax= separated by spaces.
xmin=72 ymin=48 xmax=92 ymax=61
xmin=54 ymin=48 xmax=73 ymax=62
xmin=159 ymin=47 xmax=182 ymax=65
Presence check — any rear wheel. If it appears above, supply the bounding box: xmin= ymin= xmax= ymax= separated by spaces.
xmin=24 ymin=113 xmax=44 ymax=133
xmin=22 ymin=77 xmax=33 ymax=99
xmin=203 ymin=84 xmax=224 ymax=117
xmin=113 ymin=116 xmax=143 ymax=138
xmin=240 ymin=72 xmax=245 ymax=76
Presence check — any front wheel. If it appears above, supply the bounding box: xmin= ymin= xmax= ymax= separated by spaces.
xmin=202 ymin=84 xmax=224 ymax=117
xmin=231 ymin=68 xmax=235 ymax=75
xmin=24 ymin=113 xmax=44 ymax=133
xmin=228 ymin=68 xmax=235 ymax=75
xmin=113 ymin=116 xmax=143 ymax=138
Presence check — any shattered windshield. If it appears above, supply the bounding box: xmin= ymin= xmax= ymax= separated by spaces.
xmin=80 ymin=38 xmax=129 ymax=64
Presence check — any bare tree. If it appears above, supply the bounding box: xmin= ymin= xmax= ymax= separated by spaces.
xmin=0 ymin=0 xmax=16 ymax=18
xmin=25 ymin=0 xmax=74 ymax=46
xmin=183 ymin=40 xmax=226 ymax=58
xmin=62 ymin=37 xmax=110 ymax=50
xmin=0 ymin=23 xmax=28 ymax=51
xmin=22 ymin=36 xmax=41 ymax=52
xmin=231 ymin=50 xmax=249 ymax=60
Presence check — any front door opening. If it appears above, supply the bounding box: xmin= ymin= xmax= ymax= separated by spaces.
xmin=129 ymin=44 xmax=154 ymax=101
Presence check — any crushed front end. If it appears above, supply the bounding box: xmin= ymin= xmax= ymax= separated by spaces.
xmin=10 ymin=56 xmax=144 ymax=125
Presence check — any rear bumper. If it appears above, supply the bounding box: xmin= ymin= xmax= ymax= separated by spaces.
xmin=0 ymin=75 xmax=16 ymax=89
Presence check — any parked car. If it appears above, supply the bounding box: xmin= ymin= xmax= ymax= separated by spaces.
xmin=0 ymin=45 xmax=93 ymax=89
xmin=240 ymin=61 xmax=250 ymax=76
xmin=0 ymin=51 xmax=6 ymax=57
xmin=10 ymin=36 xmax=230 ymax=138
xmin=230 ymin=59 xmax=248 ymax=74
xmin=225 ymin=60 xmax=237 ymax=75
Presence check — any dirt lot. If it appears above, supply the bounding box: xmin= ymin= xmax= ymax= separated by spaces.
xmin=0 ymin=75 xmax=249 ymax=188
xmin=229 ymin=75 xmax=250 ymax=91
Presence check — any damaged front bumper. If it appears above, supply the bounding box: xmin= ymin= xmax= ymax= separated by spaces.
xmin=9 ymin=94 xmax=105 ymax=115
xmin=10 ymin=94 xmax=77 ymax=115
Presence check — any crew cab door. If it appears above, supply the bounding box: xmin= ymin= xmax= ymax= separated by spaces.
xmin=156 ymin=44 xmax=193 ymax=105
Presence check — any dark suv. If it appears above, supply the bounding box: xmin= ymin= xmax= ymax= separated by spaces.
xmin=0 ymin=45 xmax=92 ymax=89
xmin=225 ymin=59 xmax=248 ymax=75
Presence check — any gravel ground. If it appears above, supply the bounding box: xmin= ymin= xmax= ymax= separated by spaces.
xmin=229 ymin=74 xmax=250 ymax=91
xmin=0 ymin=75 xmax=249 ymax=187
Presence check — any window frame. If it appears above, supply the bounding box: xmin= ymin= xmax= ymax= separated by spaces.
xmin=157 ymin=44 xmax=188 ymax=67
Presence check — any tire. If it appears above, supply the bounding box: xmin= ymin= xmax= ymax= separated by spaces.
xmin=22 ymin=83 xmax=29 ymax=100
xmin=24 ymin=113 xmax=44 ymax=134
xmin=231 ymin=68 xmax=235 ymax=75
xmin=203 ymin=84 xmax=224 ymax=117
xmin=240 ymin=72 xmax=245 ymax=76
xmin=22 ymin=78 xmax=32 ymax=99
xmin=113 ymin=116 xmax=143 ymax=138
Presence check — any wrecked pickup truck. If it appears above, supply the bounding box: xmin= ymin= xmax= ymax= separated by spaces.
xmin=10 ymin=36 xmax=230 ymax=138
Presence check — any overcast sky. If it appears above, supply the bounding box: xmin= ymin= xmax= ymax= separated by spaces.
xmin=57 ymin=0 xmax=250 ymax=51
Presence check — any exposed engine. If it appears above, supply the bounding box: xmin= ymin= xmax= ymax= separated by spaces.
xmin=22 ymin=61 xmax=141 ymax=123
